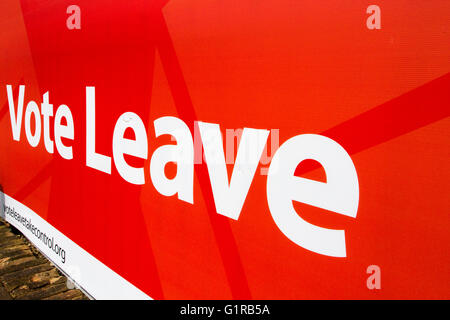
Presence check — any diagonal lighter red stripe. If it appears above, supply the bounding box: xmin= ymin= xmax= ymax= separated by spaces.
xmin=296 ymin=72 xmax=450 ymax=176
xmin=153 ymin=12 xmax=253 ymax=299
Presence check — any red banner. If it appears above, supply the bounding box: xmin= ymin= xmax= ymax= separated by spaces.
xmin=0 ymin=0 xmax=449 ymax=299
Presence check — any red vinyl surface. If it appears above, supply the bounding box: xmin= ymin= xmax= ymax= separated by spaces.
xmin=0 ymin=0 xmax=449 ymax=299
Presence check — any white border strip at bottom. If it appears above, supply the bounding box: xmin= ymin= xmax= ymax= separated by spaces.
xmin=0 ymin=192 xmax=151 ymax=300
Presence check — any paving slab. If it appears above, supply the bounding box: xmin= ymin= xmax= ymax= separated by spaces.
xmin=0 ymin=219 xmax=89 ymax=300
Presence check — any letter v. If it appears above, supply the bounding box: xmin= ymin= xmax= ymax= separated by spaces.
xmin=198 ymin=121 xmax=269 ymax=220
xmin=7 ymin=85 xmax=25 ymax=141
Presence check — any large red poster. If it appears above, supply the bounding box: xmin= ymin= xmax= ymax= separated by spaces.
xmin=0 ymin=0 xmax=449 ymax=299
